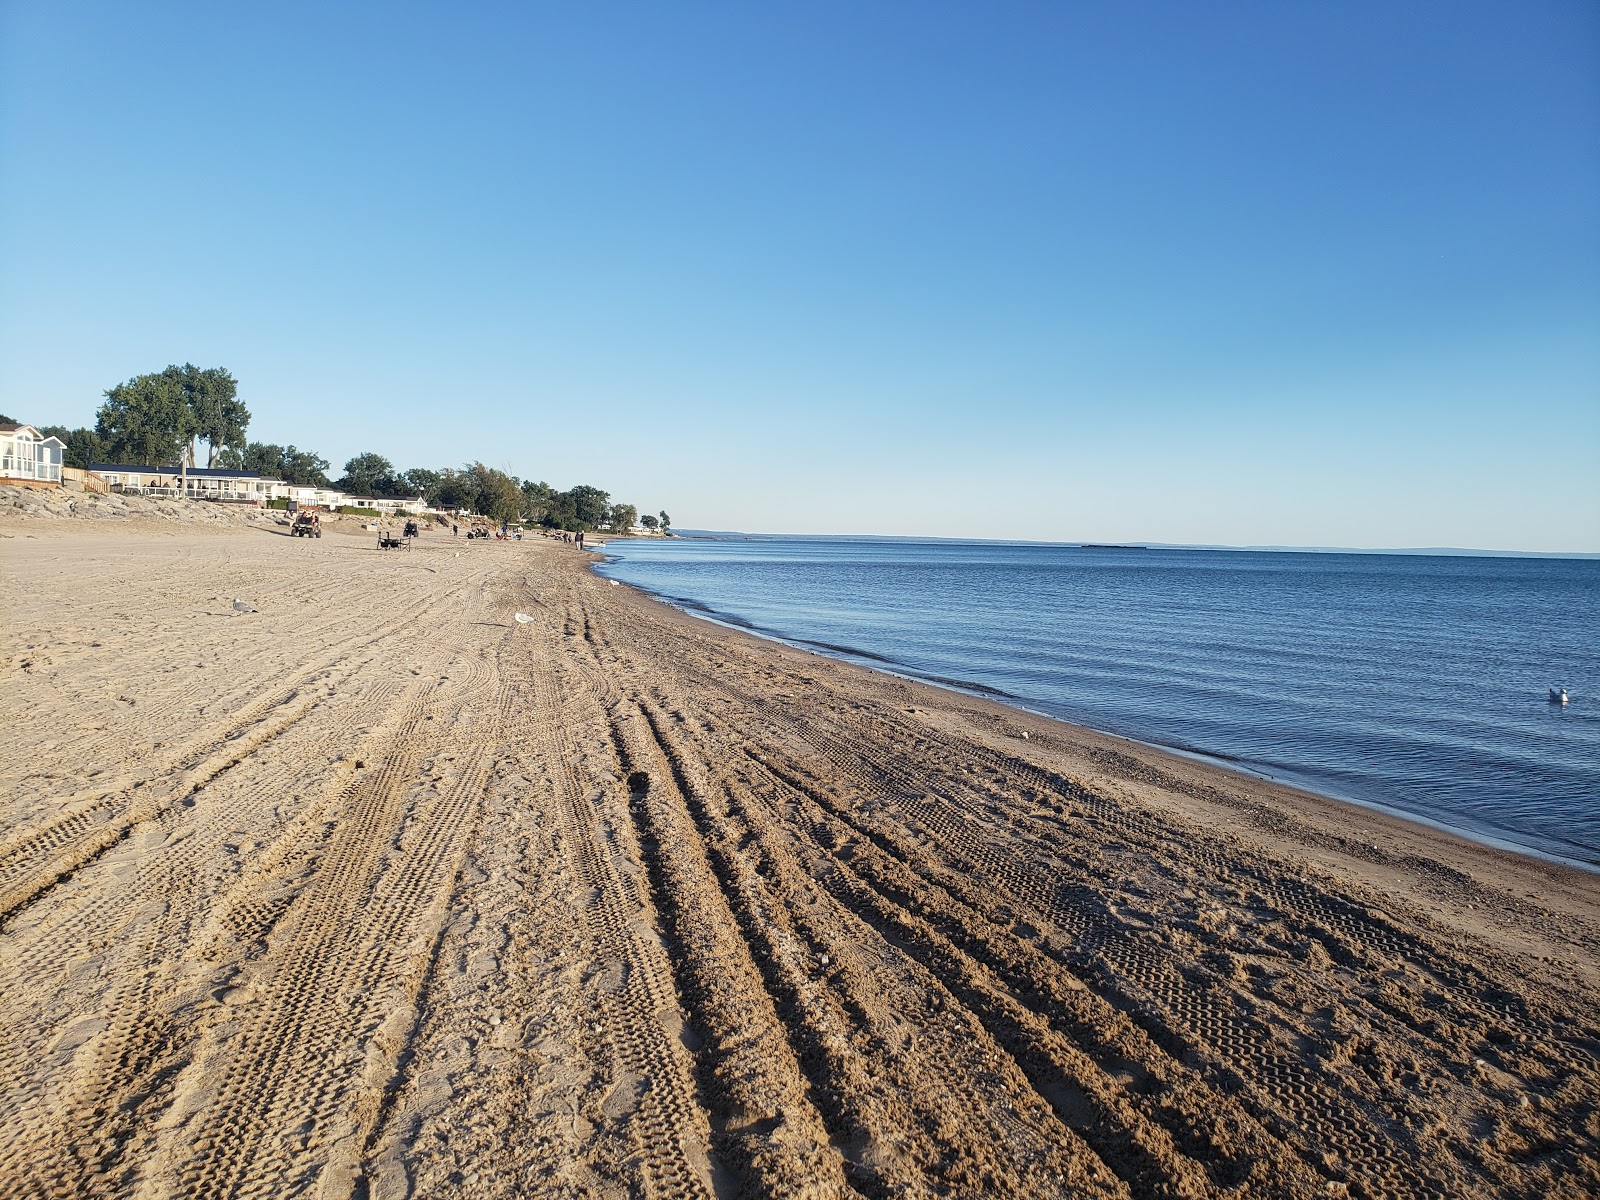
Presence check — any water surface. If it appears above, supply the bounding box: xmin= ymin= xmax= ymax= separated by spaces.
xmin=597 ymin=537 xmax=1600 ymax=868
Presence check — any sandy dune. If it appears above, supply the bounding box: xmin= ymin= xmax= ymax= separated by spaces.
xmin=2 ymin=511 xmax=1597 ymax=1198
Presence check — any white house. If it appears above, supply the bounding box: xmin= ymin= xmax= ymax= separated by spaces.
xmin=0 ymin=423 xmax=66 ymax=486
xmin=282 ymin=484 xmax=351 ymax=509
xmin=90 ymin=463 xmax=281 ymax=503
xmin=343 ymin=494 xmax=428 ymax=515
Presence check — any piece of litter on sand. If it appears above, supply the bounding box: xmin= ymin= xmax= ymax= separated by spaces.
xmin=609 ymin=579 xmax=620 ymax=586
xmin=514 ymin=613 xmax=533 ymax=624
xmin=231 ymin=598 xmax=257 ymax=613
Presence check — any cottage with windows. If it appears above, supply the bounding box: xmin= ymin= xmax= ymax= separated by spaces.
xmin=90 ymin=463 xmax=283 ymax=503
xmin=0 ymin=423 xmax=66 ymax=487
xmin=344 ymin=494 xmax=428 ymax=515
xmin=282 ymin=484 xmax=350 ymax=509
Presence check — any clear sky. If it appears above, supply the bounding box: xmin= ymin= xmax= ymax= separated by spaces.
xmin=2 ymin=2 xmax=1596 ymax=550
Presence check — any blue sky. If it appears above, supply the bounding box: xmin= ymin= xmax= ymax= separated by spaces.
xmin=2 ymin=2 xmax=1596 ymax=549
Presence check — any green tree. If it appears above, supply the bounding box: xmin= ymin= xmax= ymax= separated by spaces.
xmin=96 ymin=370 xmax=191 ymax=465
xmin=281 ymin=446 xmax=331 ymax=487
xmin=429 ymin=468 xmax=474 ymax=511
xmin=568 ymin=485 xmax=611 ymax=529
xmin=466 ymin=462 xmax=523 ymax=524
xmin=639 ymin=513 xmax=659 ymax=531
xmin=542 ymin=490 xmax=578 ymax=530
xmin=177 ymin=364 xmax=248 ymax=467
xmin=402 ymin=467 xmax=440 ymax=499
xmin=222 ymin=442 xmax=330 ymax=486
xmin=520 ymin=479 xmax=557 ymax=524
xmin=338 ymin=452 xmax=397 ymax=497
xmin=606 ymin=503 xmax=638 ymax=532
xmin=658 ymin=510 xmax=671 ymax=534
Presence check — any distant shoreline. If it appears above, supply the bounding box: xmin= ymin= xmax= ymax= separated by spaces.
xmin=665 ymin=529 xmax=1600 ymax=559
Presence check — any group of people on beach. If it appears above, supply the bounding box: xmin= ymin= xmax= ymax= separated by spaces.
xmin=443 ymin=519 xmax=581 ymax=546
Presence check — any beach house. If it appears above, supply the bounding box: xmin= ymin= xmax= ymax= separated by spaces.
xmin=90 ymin=463 xmax=281 ymax=503
xmin=342 ymin=494 xmax=428 ymax=516
xmin=281 ymin=484 xmax=352 ymax=509
xmin=0 ymin=423 xmax=66 ymax=487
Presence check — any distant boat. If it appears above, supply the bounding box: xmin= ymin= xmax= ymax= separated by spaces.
xmin=1549 ymin=687 xmax=1569 ymax=705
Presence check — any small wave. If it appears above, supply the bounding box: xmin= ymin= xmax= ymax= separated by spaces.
xmin=791 ymin=637 xmax=899 ymax=666
xmin=912 ymin=672 xmax=1019 ymax=699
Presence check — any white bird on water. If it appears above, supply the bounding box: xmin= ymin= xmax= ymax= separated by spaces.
xmin=232 ymin=598 xmax=257 ymax=614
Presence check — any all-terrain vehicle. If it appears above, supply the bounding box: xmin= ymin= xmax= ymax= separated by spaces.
xmin=291 ymin=509 xmax=322 ymax=538
xmin=403 ymin=520 xmax=420 ymax=538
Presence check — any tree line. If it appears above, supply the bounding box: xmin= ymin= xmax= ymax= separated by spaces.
xmin=26 ymin=365 xmax=668 ymax=533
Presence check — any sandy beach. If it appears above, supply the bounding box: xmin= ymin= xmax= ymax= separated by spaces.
xmin=3 ymin=498 xmax=1598 ymax=1199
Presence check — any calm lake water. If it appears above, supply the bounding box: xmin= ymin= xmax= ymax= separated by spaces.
xmin=596 ymin=537 xmax=1600 ymax=869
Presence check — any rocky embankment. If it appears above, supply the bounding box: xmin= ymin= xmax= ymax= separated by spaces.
xmin=0 ymin=484 xmax=287 ymax=528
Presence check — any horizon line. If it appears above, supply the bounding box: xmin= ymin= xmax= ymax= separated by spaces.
xmin=658 ymin=531 xmax=1600 ymax=560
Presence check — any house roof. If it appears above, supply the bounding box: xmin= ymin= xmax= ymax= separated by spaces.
xmin=1 ymin=423 xmax=65 ymax=446
xmin=89 ymin=463 xmax=264 ymax=479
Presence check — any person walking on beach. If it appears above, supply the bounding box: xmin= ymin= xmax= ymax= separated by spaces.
xmin=452 ymin=523 xmax=457 ymax=537
xmin=576 ymin=531 xmax=585 ymax=549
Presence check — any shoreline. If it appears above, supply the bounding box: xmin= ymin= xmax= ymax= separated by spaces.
xmin=591 ymin=553 xmax=1599 ymax=876
xmin=4 ymin=514 xmax=1598 ymax=1196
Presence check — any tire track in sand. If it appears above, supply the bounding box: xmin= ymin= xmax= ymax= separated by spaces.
xmin=615 ymin=687 xmax=1130 ymax=1199
xmin=0 ymin=568 xmax=491 ymax=930
xmin=527 ymin=648 xmax=719 ymax=1200
xmin=127 ymin=645 xmax=503 ymax=1200
xmin=0 ymin=676 xmax=427 ymax=1197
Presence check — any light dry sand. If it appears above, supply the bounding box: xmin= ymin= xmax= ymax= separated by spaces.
xmin=2 ymin=502 xmax=1598 ymax=1199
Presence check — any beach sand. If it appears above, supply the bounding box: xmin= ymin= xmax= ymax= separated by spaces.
xmin=3 ymin=500 xmax=1597 ymax=1198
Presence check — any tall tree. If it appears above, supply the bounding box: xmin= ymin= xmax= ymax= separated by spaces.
xmin=338 ymin=452 xmax=396 ymax=497
xmin=520 ymin=479 xmax=557 ymax=524
xmin=177 ymin=365 xmax=248 ymax=466
xmin=96 ymin=370 xmax=191 ymax=465
xmin=402 ymin=467 xmax=440 ymax=499
xmin=424 ymin=468 xmax=469 ymax=510
xmin=568 ymin=485 xmax=611 ymax=529
xmin=281 ymin=446 xmax=332 ymax=487
xmin=465 ymin=462 xmax=523 ymax=523
xmin=658 ymin=510 xmax=671 ymax=533
xmin=219 ymin=441 xmax=330 ymax=486
xmin=542 ymin=490 xmax=578 ymax=530
xmin=639 ymin=514 xmax=659 ymax=531
xmin=606 ymin=503 xmax=638 ymax=532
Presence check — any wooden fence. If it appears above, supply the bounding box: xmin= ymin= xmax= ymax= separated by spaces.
xmin=62 ymin=467 xmax=111 ymax=494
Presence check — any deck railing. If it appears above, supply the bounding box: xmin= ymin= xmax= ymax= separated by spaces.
xmin=1 ymin=453 xmax=62 ymax=483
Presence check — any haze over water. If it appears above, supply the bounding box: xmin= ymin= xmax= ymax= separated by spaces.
xmin=598 ymin=538 xmax=1600 ymax=869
